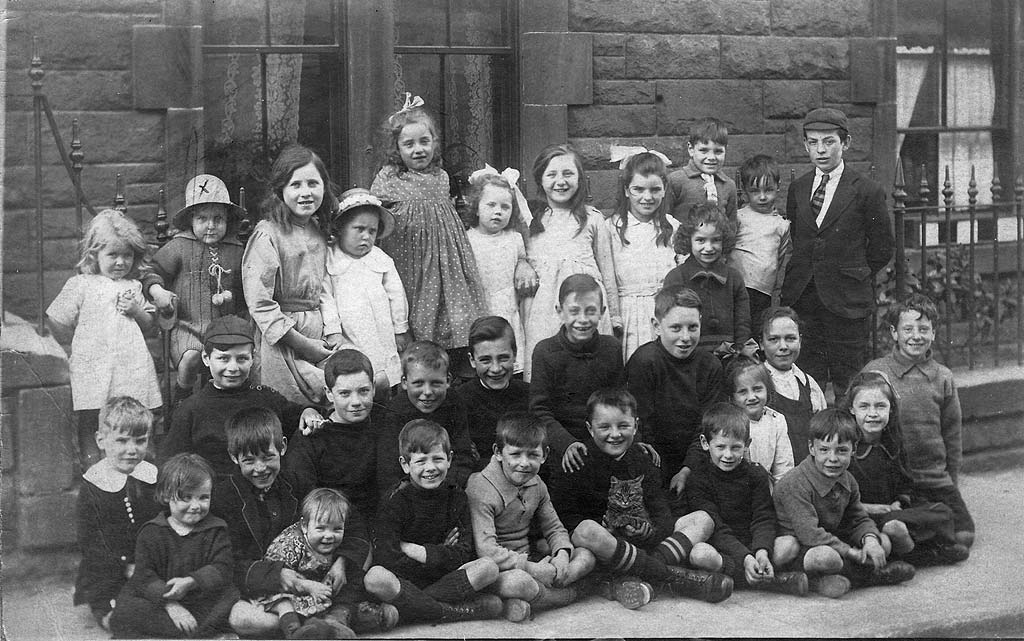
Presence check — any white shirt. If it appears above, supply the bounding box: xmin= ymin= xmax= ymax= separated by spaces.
xmin=812 ymin=160 xmax=845 ymax=227
xmin=765 ymin=361 xmax=827 ymax=412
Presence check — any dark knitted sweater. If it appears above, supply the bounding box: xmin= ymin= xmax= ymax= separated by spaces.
xmin=663 ymin=255 xmax=751 ymax=349
xmin=456 ymin=378 xmax=530 ymax=470
xmin=624 ymin=340 xmax=724 ymax=478
xmin=163 ymin=381 xmax=308 ymax=476
xmin=529 ymin=328 xmax=623 ymax=456
xmin=549 ymin=444 xmax=674 ymax=547
xmin=373 ymin=480 xmax=476 ymax=587
xmin=685 ymin=453 xmax=776 ymax=564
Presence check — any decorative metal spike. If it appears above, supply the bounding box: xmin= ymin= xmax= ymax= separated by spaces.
xmin=237 ymin=187 xmax=252 ymax=241
xmin=114 ymin=173 xmax=127 ymax=213
xmin=967 ymin=165 xmax=978 ymax=205
xmin=917 ymin=163 xmax=930 ymax=203
xmin=942 ymin=165 xmax=954 ymax=208
xmin=1015 ymin=175 xmax=1024 ymax=203
xmin=29 ymin=36 xmax=44 ymax=91
xmin=991 ymin=169 xmax=1002 ymax=203
xmin=893 ymin=159 xmax=907 ymax=206
xmin=155 ymin=188 xmax=169 ymax=245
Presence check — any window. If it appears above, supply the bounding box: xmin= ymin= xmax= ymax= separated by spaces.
xmin=896 ymin=0 xmax=1014 ymax=245
xmin=200 ymin=0 xmax=345 ymax=202
xmin=393 ymin=0 xmax=518 ymax=199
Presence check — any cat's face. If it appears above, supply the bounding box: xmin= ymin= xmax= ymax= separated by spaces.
xmin=587 ymin=403 xmax=637 ymax=458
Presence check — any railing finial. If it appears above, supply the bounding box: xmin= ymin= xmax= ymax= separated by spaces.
xmin=942 ymin=165 xmax=954 ymax=208
xmin=114 ymin=173 xmax=127 ymax=213
xmin=155 ymin=188 xmax=169 ymax=245
xmin=238 ymin=187 xmax=252 ymax=241
xmin=917 ymin=162 xmax=930 ymax=203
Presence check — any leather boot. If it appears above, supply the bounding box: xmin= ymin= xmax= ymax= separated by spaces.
xmin=599 ymin=576 xmax=653 ymax=609
xmin=855 ymin=560 xmax=915 ymax=587
xmin=661 ymin=566 xmax=733 ymax=603
xmin=759 ymin=571 xmax=809 ymax=596
xmin=345 ymin=601 xmax=399 ymax=634
xmin=438 ymin=593 xmax=503 ymax=621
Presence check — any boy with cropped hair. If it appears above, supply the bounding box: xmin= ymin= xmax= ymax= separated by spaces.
xmin=466 ymin=412 xmax=596 ymax=622
xmin=667 ymin=117 xmax=738 ymax=223
xmin=365 ymin=419 xmax=503 ymax=624
xmin=773 ymin=409 xmax=915 ymax=598
xmin=550 ymin=388 xmax=732 ymax=609
xmin=685 ymin=402 xmax=808 ymax=595
xmin=864 ymin=294 xmax=974 ymax=547
xmin=377 ymin=340 xmax=479 ymax=493
xmin=530 ymin=273 xmax=623 ymax=464
xmin=457 ymin=316 xmax=531 ymax=470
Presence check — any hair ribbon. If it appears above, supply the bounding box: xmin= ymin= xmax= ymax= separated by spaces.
xmin=609 ymin=144 xmax=672 ymax=170
xmin=400 ymin=92 xmax=425 ymax=112
xmin=469 ymin=163 xmax=534 ymax=226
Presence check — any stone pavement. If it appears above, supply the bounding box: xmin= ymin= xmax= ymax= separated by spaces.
xmin=3 ymin=467 xmax=1023 ymax=640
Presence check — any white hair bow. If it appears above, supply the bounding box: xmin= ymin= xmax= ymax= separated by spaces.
xmin=400 ymin=92 xmax=425 ymax=112
xmin=609 ymin=144 xmax=673 ymax=169
xmin=469 ymin=163 xmax=534 ymax=226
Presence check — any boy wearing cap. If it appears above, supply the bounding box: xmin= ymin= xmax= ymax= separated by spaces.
xmin=320 ymin=187 xmax=410 ymax=396
xmin=780 ymin=108 xmax=893 ymax=398
xmin=161 ymin=315 xmax=324 ymax=476
xmin=142 ymin=174 xmax=247 ymax=397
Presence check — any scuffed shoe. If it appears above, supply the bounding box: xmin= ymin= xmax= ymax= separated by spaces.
xmin=905 ymin=542 xmax=969 ymax=566
xmin=760 ymin=571 xmax=809 ymax=596
xmin=439 ymin=593 xmax=504 ymax=622
xmin=348 ymin=601 xmax=399 ymax=633
xmin=662 ymin=566 xmax=733 ymax=603
xmin=808 ymin=574 xmax=851 ymax=598
xmin=604 ymin=576 xmax=653 ymax=609
xmin=863 ymin=560 xmax=915 ymax=586
xmin=502 ymin=598 xmax=531 ymax=622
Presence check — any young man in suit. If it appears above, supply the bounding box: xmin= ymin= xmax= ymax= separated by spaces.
xmin=780 ymin=108 xmax=893 ymax=399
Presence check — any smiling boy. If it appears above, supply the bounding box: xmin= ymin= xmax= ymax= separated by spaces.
xmin=667 ymin=118 xmax=738 ymax=223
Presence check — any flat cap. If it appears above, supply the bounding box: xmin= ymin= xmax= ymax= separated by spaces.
xmin=803 ymin=107 xmax=848 ymax=132
xmin=202 ymin=315 xmax=253 ymax=346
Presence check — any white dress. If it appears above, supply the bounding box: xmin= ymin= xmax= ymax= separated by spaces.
xmin=46 ymin=274 xmax=162 ymax=410
xmin=320 ymin=246 xmax=409 ymax=387
xmin=747 ymin=407 xmax=795 ymax=484
xmin=466 ymin=227 xmax=527 ymax=373
xmin=605 ymin=213 xmax=680 ymax=362
xmin=523 ymin=206 xmax=617 ymax=381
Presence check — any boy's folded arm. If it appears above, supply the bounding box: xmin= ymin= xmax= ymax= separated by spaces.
xmin=467 ymin=481 xmax=527 ymax=571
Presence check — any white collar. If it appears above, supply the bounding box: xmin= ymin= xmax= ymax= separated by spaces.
xmin=83 ymin=458 xmax=157 ymax=492
xmin=815 ymin=161 xmax=845 ymax=180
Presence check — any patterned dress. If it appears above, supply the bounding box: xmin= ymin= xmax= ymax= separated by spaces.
xmin=371 ymin=165 xmax=486 ymax=349
xmin=605 ymin=213 xmax=680 ymax=362
xmin=523 ymin=206 xmax=617 ymax=381
xmin=465 ymin=227 xmax=527 ymax=373
xmin=242 ymin=218 xmax=327 ymax=404
xmin=46 ymin=274 xmax=162 ymax=410
xmin=257 ymin=522 xmax=340 ymax=616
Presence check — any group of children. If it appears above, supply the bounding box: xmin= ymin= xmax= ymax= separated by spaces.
xmin=52 ymin=100 xmax=976 ymax=638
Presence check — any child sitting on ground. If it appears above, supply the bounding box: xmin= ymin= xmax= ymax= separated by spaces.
xmin=728 ymin=154 xmax=792 ymax=329
xmin=863 ymin=294 xmax=975 ymax=548
xmin=549 ymin=389 xmax=732 ymax=609
xmin=456 ymin=316 xmax=531 ymax=470
xmin=685 ymin=403 xmax=807 ymax=595
xmin=286 ymin=349 xmax=384 ymax=519
xmin=466 ymin=413 xmax=596 ymax=622
xmin=161 ymin=315 xmax=323 ymax=476
xmin=110 ymin=453 xmax=238 ymax=638
xmin=663 ymin=203 xmax=753 ymax=357
xmin=773 ymin=409 xmax=916 ymax=598
xmin=320 ymin=188 xmax=410 ymax=397
xmin=531 ymin=273 xmax=623 ymax=465
xmin=74 ymin=396 xmax=162 ymax=631
xmin=624 ymin=285 xmax=724 ymax=505
xmin=365 ymin=419 xmax=503 ymax=624
xmin=377 ymin=341 xmax=479 ymax=493
xmin=258 ymin=488 xmax=394 ymax=639
xmin=667 ymin=117 xmax=738 ymax=223
xmin=143 ymin=174 xmax=247 ymax=398
xmin=841 ymin=371 xmax=970 ymax=566
xmin=759 ymin=306 xmax=827 ymax=458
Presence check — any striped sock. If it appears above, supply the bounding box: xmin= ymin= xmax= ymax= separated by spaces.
xmin=610 ymin=539 xmax=670 ymax=582
xmin=652 ymin=532 xmax=693 ymax=566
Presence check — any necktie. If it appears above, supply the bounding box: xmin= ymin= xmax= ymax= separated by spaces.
xmin=701 ymin=173 xmax=719 ymax=203
xmin=810 ymin=173 xmax=829 ymax=225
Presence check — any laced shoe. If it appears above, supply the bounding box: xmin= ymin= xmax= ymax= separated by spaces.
xmin=439 ymin=594 xmax=504 ymax=622
xmin=606 ymin=577 xmax=653 ymax=610
xmin=661 ymin=566 xmax=734 ymax=603
xmin=905 ymin=542 xmax=970 ymax=566
xmin=862 ymin=560 xmax=915 ymax=586
xmin=761 ymin=571 xmax=809 ymax=596
xmin=348 ymin=602 xmax=399 ymax=633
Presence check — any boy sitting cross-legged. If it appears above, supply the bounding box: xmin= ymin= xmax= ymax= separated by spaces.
xmin=161 ymin=315 xmax=324 ymax=476
xmin=364 ymin=419 xmax=503 ymax=624
xmin=685 ymin=402 xmax=808 ymax=595
xmin=285 ymin=349 xmax=384 ymax=519
xmin=212 ymin=407 xmax=395 ymax=637
xmin=549 ymin=388 xmax=733 ymax=609
xmin=456 ymin=316 xmax=531 ymax=471
xmin=466 ymin=412 xmax=596 ymax=622
xmin=773 ymin=409 xmax=916 ymax=598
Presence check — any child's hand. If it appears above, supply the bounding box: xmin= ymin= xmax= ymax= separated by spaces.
xmin=740 ymin=338 xmax=760 ymax=359
xmin=624 ymin=521 xmax=654 ymax=542
xmin=324 ymin=557 xmax=347 ymax=595
xmin=298 ymin=578 xmax=332 ymax=601
xmin=845 ymin=546 xmax=867 ymax=565
xmin=395 ymin=332 xmax=412 ymax=353
xmin=164 ymin=602 xmax=197 ymax=635
xmin=299 ymin=408 xmax=327 ymax=436
xmin=324 ymin=333 xmax=345 ymax=350
xmin=514 ymin=259 xmax=539 ymax=297
xmin=637 ymin=442 xmax=661 ymax=467
xmin=669 ymin=466 xmax=691 ymax=495
xmin=561 ymin=442 xmax=588 ymax=473
xmin=162 ymin=576 xmax=196 ymax=600
xmin=443 ymin=527 xmax=460 ymax=546
xmin=550 ymin=550 xmax=571 ymax=587
xmin=294 ymin=336 xmax=332 ymax=364
xmin=149 ymin=286 xmax=177 ymax=313
xmin=399 ymin=541 xmax=428 ymax=564
xmin=116 ymin=289 xmax=143 ymax=317
xmin=744 ymin=549 xmax=774 ymax=584
xmin=863 ymin=537 xmax=887 ymax=569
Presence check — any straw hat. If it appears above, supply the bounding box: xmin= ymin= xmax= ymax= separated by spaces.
xmin=332 ymin=188 xmax=396 ymax=239
xmin=172 ymin=174 xmax=245 ymax=232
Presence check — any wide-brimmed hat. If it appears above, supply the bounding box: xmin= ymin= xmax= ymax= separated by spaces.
xmin=332 ymin=188 xmax=396 ymax=239
xmin=802 ymin=107 xmax=849 ymax=133
xmin=172 ymin=174 xmax=246 ymax=232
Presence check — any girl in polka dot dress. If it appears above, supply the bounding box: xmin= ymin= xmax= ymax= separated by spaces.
xmin=371 ymin=94 xmax=486 ymax=361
